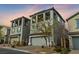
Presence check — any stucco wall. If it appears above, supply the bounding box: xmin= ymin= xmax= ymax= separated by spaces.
xmin=68 ymin=14 xmax=79 ymax=32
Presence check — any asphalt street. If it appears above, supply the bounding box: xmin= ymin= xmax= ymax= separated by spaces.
xmin=0 ymin=48 xmax=30 ymax=54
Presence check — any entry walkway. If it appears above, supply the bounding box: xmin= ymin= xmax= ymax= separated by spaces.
xmin=15 ymin=46 xmax=56 ymax=54
xmin=69 ymin=50 xmax=79 ymax=54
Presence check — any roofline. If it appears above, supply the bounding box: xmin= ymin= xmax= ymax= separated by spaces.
xmin=0 ymin=25 xmax=10 ymax=28
xmin=66 ymin=12 xmax=79 ymax=21
xmin=30 ymin=7 xmax=54 ymax=17
xmin=11 ymin=16 xmax=30 ymax=22
xmin=53 ymin=8 xmax=65 ymax=22
xmin=68 ymin=32 xmax=79 ymax=35
xmin=30 ymin=7 xmax=65 ymax=22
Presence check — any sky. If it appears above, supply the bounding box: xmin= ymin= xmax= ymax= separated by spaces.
xmin=0 ymin=4 xmax=79 ymax=26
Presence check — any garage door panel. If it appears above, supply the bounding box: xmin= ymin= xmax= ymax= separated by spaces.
xmin=72 ymin=37 xmax=79 ymax=50
xmin=32 ymin=37 xmax=46 ymax=46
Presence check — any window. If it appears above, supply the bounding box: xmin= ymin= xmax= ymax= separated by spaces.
xmin=38 ymin=14 xmax=43 ymax=22
xmin=12 ymin=28 xmax=15 ymax=33
xmin=32 ymin=16 xmax=36 ymax=24
xmin=57 ymin=16 xmax=60 ymax=22
xmin=76 ymin=20 xmax=79 ymax=28
xmin=17 ymin=27 xmax=21 ymax=32
xmin=24 ymin=19 xmax=27 ymax=26
xmin=12 ymin=21 xmax=15 ymax=27
xmin=53 ymin=12 xmax=57 ymax=20
xmin=32 ymin=24 xmax=36 ymax=30
xmin=45 ymin=12 xmax=50 ymax=20
xmin=19 ymin=19 xmax=22 ymax=26
xmin=15 ymin=20 xmax=18 ymax=27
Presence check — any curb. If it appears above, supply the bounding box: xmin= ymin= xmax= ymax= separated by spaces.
xmin=2 ymin=47 xmax=34 ymax=54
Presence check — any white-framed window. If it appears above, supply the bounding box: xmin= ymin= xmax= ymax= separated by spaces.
xmin=38 ymin=14 xmax=43 ymax=22
xmin=32 ymin=16 xmax=36 ymax=24
xmin=45 ymin=11 xmax=50 ymax=20
xmin=76 ymin=19 xmax=79 ymax=28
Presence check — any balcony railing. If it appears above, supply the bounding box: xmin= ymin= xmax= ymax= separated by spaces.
xmin=10 ymin=26 xmax=21 ymax=35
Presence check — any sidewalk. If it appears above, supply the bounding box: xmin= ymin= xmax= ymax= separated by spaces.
xmin=69 ymin=50 xmax=79 ymax=54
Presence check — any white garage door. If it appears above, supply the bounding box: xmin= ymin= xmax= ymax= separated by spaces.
xmin=72 ymin=37 xmax=79 ymax=50
xmin=32 ymin=37 xmax=46 ymax=46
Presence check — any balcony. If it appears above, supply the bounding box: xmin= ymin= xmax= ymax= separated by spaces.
xmin=10 ymin=26 xmax=21 ymax=35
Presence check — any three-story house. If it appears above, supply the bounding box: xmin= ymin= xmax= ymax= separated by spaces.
xmin=10 ymin=16 xmax=30 ymax=46
xmin=29 ymin=7 xmax=67 ymax=47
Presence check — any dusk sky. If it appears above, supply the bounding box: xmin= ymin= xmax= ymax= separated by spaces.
xmin=0 ymin=4 xmax=79 ymax=26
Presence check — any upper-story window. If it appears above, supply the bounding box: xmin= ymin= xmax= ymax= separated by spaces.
xmin=19 ymin=19 xmax=22 ymax=26
xmin=53 ymin=12 xmax=57 ymax=20
xmin=45 ymin=11 xmax=50 ymax=20
xmin=12 ymin=21 xmax=15 ymax=27
xmin=76 ymin=19 xmax=79 ymax=28
xmin=38 ymin=14 xmax=43 ymax=22
xmin=32 ymin=16 xmax=36 ymax=24
xmin=15 ymin=20 xmax=18 ymax=27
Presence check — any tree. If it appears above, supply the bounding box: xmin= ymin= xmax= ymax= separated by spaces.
xmin=36 ymin=18 xmax=61 ymax=47
xmin=0 ymin=26 xmax=3 ymax=43
xmin=0 ymin=26 xmax=3 ymax=37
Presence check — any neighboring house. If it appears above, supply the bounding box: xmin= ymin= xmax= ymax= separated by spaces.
xmin=67 ymin=12 xmax=79 ymax=50
xmin=29 ymin=7 xmax=67 ymax=47
xmin=10 ymin=16 xmax=30 ymax=46
xmin=1 ymin=26 xmax=10 ymax=44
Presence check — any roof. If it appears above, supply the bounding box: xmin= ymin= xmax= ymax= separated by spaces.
xmin=30 ymin=7 xmax=65 ymax=22
xmin=11 ymin=16 xmax=30 ymax=22
xmin=68 ymin=32 xmax=79 ymax=35
xmin=66 ymin=12 xmax=79 ymax=21
xmin=0 ymin=25 xmax=10 ymax=28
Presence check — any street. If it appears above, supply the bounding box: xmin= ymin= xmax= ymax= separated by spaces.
xmin=0 ymin=48 xmax=30 ymax=54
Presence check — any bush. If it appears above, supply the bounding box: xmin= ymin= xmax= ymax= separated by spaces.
xmin=61 ymin=48 xmax=71 ymax=54
xmin=53 ymin=47 xmax=61 ymax=52
xmin=11 ymin=45 xmax=15 ymax=48
xmin=41 ymin=45 xmax=45 ymax=48
xmin=16 ymin=41 xmax=20 ymax=46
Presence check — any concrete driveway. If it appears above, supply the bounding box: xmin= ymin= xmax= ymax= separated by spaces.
xmin=69 ymin=50 xmax=79 ymax=54
xmin=0 ymin=48 xmax=31 ymax=54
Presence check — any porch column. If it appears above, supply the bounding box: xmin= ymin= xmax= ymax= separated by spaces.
xmin=50 ymin=10 xmax=55 ymax=46
xmin=69 ymin=36 xmax=73 ymax=49
xmin=61 ymin=37 xmax=64 ymax=47
xmin=8 ymin=36 xmax=11 ymax=44
xmin=48 ymin=36 xmax=51 ymax=47
xmin=46 ymin=38 xmax=49 ymax=47
xmin=64 ymin=39 xmax=66 ymax=48
xmin=18 ymin=20 xmax=20 ymax=26
xmin=28 ymin=37 xmax=32 ymax=46
xmin=20 ymin=18 xmax=24 ymax=45
xmin=43 ymin=13 xmax=45 ymax=21
xmin=4 ymin=36 xmax=6 ymax=44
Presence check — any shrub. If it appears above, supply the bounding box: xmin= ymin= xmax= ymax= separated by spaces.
xmin=61 ymin=48 xmax=71 ymax=54
xmin=53 ymin=47 xmax=61 ymax=52
xmin=41 ymin=45 xmax=45 ymax=48
xmin=16 ymin=41 xmax=20 ymax=46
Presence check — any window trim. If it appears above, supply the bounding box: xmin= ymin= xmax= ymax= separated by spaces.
xmin=76 ymin=19 xmax=79 ymax=29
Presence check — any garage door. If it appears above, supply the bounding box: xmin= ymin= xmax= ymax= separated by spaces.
xmin=72 ymin=37 xmax=79 ymax=50
xmin=11 ymin=38 xmax=19 ymax=44
xmin=32 ymin=37 xmax=46 ymax=46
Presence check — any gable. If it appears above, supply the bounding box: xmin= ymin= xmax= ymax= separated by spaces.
xmin=67 ymin=12 xmax=79 ymax=21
